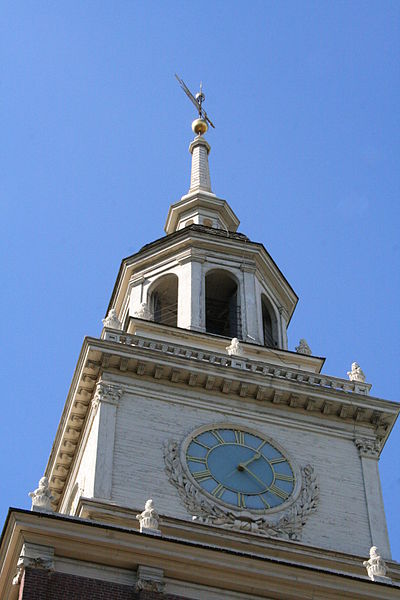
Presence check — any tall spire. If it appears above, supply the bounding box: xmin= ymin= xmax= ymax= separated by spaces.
xmin=165 ymin=76 xmax=240 ymax=234
xmin=188 ymin=136 xmax=212 ymax=193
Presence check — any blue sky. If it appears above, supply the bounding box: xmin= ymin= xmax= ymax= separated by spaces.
xmin=1 ymin=2 xmax=399 ymax=559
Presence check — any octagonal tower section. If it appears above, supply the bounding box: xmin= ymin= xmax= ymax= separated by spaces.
xmin=105 ymin=133 xmax=299 ymax=362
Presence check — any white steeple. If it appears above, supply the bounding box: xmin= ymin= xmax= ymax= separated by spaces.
xmin=165 ymin=77 xmax=240 ymax=234
xmin=165 ymin=131 xmax=239 ymax=234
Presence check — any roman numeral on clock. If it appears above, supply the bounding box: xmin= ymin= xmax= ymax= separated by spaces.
xmin=211 ymin=483 xmax=225 ymax=499
xmin=260 ymin=495 xmax=271 ymax=509
xmin=193 ymin=438 xmax=210 ymax=450
xmin=269 ymin=484 xmax=289 ymax=500
xmin=192 ymin=469 xmax=212 ymax=482
xmin=275 ymin=473 xmax=294 ymax=482
xmin=186 ymin=455 xmax=207 ymax=464
xmin=237 ymin=492 xmax=246 ymax=508
xmin=211 ymin=430 xmax=225 ymax=444
xmin=234 ymin=430 xmax=245 ymax=444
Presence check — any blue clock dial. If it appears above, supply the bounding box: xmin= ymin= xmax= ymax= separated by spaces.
xmin=185 ymin=427 xmax=295 ymax=511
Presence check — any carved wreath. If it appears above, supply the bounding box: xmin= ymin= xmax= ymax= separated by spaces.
xmin=163 ymin=439 xmax=319 ymax=541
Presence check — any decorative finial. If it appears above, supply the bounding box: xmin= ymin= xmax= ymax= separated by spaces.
xmin=175 ymin=74 xmax=215 ymax=135
xmin=347 ymin=362 xmax=366 ymax=383
xmin=363 ymin=546 xmax=390 ymax=582
xmin=133 ymin=302 xmax=152 ymax=320
xmin=136 ymin=499 xmax=161 ymax=535
xmin=102 ymin=308 xmax=122 ymax=330
xmin=295 ymin=339 xmax=312 ymax=356
xmin=226 ymin=338 xmax=243 ymax=356
xmin=29 ymin=476 xmax=54 ymax=512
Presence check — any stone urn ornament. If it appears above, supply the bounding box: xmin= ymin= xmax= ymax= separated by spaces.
xmin=226 ymin=338 xmax=243 ymax=356
xmin=363 ymin=546 xmax=390 ymax=582
xmin=29 ymin=477 xmax=54 ymax=513
xmin=136 ymin=499 xmax=161 ymax=535
xmin=347 ymin=361 xmax=366 ymax=383
xmin=102 ymin=308 xmax=122 ymax=330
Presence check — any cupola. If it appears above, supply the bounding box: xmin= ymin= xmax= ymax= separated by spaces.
xmin=105 ymin=83 xmax=300 ymax=362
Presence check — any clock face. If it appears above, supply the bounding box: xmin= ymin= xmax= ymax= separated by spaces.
xmin=184 ymin=426 xmax=296 ymax=511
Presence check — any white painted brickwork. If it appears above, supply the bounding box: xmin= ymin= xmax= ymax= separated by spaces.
xmin=190 ymin=139 xmax=211 ymax=191
xmin=73 ymin=412 xmax=99 ymax=502
xmin=110 ymin=381 xmax=373 ymax=557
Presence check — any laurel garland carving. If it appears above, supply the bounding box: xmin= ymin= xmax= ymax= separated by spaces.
xmin=163 ymin=439 xmax=319 ymax=540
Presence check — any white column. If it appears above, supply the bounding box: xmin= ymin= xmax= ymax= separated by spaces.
xmin=241 ymin=267 xmax=261 ymax=343
xmin=92 ymin=381 xmax=123 ymax=500
xmin=188 ymin=136 xmax=212 ymax=192
xmin=355 ymin=438 xmax=391 ymax=559
xmin=129 ymin=276 xmax=146 ymax=317
xmin=278 ymin=306 xmax=289 ymax=350
xmin=177 ymin=258 xmax=204 ymax=331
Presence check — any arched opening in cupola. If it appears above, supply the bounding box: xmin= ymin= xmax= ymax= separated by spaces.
xmin=150 ymin=274 xmax=178 ymax=327
xmin=205 ymin=270 xmax=241 ymax=338
xmin=261 ymin=294 xmax=278 ymax=348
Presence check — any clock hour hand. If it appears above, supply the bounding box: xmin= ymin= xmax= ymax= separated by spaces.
xmin=224 ymin=452 xmax=261 ymax=480
xmin=237 ymin=452 xmax=261 ymax=471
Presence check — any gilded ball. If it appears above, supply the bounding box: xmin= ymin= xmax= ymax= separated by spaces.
xmin=192 ymin=118 xmax=208 ymax=135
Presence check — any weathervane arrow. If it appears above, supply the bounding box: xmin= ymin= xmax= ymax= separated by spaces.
xmin=175 ymin=74 xmax=215 ymax=132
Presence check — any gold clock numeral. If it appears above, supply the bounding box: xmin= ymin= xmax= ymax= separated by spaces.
xmin=193 ymin=469 xmax=212 ymax=482
xmin=275 ymin=473 xmax=294 ymax=482
xmin=237 ymin=492 xmax=246 ymax=508
xmin=211 ymin=430 xmax=225 ymax=444
xmin=186 ymin=455 xmax=207 ymax=464
xmin=211 ymin=483 xmax=225 ymax=499
xmin=269 ymin=457 xmax=286 ymax=465
xmin=269 ymin=484 xmax=289 ymax=500
xmin=234 ymin=430 xmax=245 ymax=445
xmin=193 ymin=438 xmax=210 ymax=450
xmin=260 ymin=495 xmax=271 ymax=509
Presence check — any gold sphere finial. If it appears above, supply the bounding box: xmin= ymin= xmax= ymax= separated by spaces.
xmin=192 ymin=118 xmax=208 ymax=136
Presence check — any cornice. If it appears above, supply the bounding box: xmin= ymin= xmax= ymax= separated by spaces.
xmin=44 ymin=331 xmax=398 ymax=511
xmin=76 ymin=497 xmax=399 ymax=581
xmin=1 ymin=510 xmax=400 ymax=600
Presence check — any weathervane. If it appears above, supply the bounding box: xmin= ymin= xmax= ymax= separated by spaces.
xmin=175 ymin=74 xmax=215 ymax=136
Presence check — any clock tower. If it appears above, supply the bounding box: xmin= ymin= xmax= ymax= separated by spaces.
xmin=1 ymin=95 xmax=399 ymax=600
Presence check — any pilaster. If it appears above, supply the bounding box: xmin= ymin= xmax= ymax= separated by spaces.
xmin=13 ymin=542 xmax=54 ymax=586
xmin=241 ymin=266 xmax=261 ymax=343
xmin=177 ymin=257 xmax=204 ymax=331
xmin=92 ymin=381 xmax=123 ymax=500
xmin=278 ymin=306 xmax=289 ymax=350
xmin=355 ymin=437 xmax=391 ymax=558
xmin=128 ymin=276 xmax=146 ymax=318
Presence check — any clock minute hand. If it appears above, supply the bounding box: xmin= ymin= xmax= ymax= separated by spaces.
xmin=237 ymin=452 xmax=261 ymax=471
xmin=240 ymin=464 xmax=266 ymax=490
